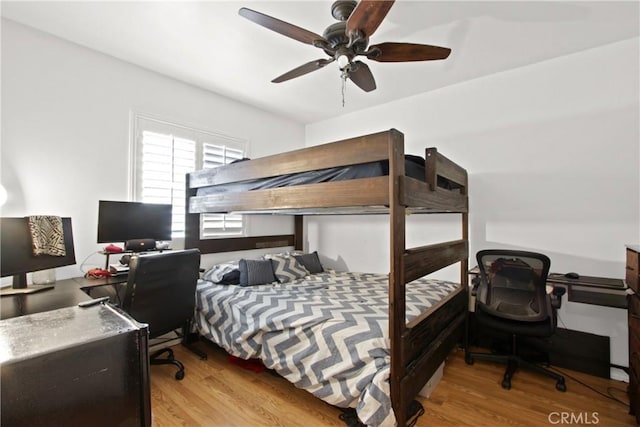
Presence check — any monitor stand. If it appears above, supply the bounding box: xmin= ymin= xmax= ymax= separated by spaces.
xmin=0 ymin=273 xmax=55 ymax=296
xmin=1 ymin=285 xmax=55 ymax=296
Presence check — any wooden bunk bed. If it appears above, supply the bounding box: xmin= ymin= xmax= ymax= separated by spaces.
xmin=185 ymin=129 xmax=468 ymax=426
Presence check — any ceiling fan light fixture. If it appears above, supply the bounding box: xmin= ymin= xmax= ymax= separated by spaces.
xmin=337 ymin=54 xmax=350 ymax=70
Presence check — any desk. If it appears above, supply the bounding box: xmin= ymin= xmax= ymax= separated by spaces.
xmin=0 ymin=275 xmax=128 ymax=320
xmin=468 ymin=266 xmax=627 ymax=309
xmin=546 ymin=273 xmax=627 ymax=309
xmin=467 ymin=266 xmax=617 ymax=378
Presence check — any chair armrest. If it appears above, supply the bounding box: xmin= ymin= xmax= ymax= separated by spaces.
xmin=551 ymin=286 xmax=566 ymax=309
xmin=471 ymin=276 xmax=481 ymax=297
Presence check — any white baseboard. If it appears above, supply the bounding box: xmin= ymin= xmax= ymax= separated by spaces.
xmin=149 ymin=333 xmax=182 ymax=353
xmin=611 ymin=367 xmax=629 ymax=383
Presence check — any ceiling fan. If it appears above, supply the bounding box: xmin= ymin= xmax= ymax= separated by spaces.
xmin=239 ymin=0 xmax=451 ymax=93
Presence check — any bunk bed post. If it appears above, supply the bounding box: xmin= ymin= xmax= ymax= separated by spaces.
xmin=461 ymin=181 xmax=470 ymax=351
xmin=425 ymin=148 xmax=437 ymax=191
xmin=294 ymin=215 xmax=303 ymax=251
xmin=461 ymin=197 xmax=469 ymax=288
xmin=387 ymin=129 xmax=408 ymax=427
xmin=184 ymin=174 xmax=200 ymax=249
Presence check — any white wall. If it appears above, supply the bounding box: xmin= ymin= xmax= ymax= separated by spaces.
xmin=305 ymin=37 xmax=640 ymax=374
xmin=1 ymin=19 xmax=305 ymax=279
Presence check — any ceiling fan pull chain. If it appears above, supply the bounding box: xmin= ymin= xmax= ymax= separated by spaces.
xmin=341 ymin=69 xmax=348 ymax=107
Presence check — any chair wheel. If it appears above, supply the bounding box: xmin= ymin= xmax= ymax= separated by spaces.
xmin=465 ymin=354 xmax=474 ymax=365
xmin=501 ymin=379 xmax=511 ymax=390
xmin=556 ymin=381 xmax=566 ymax=392
xmin=175 ymin=370 xmax=185 ymax=380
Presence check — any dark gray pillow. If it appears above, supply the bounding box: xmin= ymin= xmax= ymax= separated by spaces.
xmin=239 ymin=259 xmax=276 ymax=286
xmin=219 ymin=269 xmax=241 ymax=285
xmin=203 ymin=261 xmax=239 ymax=284
xmin=293 ymin=251 xmax=324 ymax=274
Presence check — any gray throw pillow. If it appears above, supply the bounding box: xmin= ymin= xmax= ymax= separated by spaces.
xmin=294 ymin=251 xmax=324 ymax=274
xmin=239 ymin=259 xmax=276 ymax=286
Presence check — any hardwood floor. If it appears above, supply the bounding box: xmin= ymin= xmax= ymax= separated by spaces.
xmin=150 ymin=342 xmax=634 ymax=426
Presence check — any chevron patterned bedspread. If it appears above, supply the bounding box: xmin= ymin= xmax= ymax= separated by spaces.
xmin=195 ymin=271 xmax=460 ymax=427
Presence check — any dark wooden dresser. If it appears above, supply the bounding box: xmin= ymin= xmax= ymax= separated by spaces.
xmin=627 ymin=244 xmax=640 ymax=423
xmin=0 ymin=303 xmax=151 ymax=427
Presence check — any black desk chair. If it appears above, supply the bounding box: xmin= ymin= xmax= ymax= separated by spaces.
xmin=122 ymin=248 xmax=201 ymax=380
xmin=465 ymin=249 xmax=567 ymax=391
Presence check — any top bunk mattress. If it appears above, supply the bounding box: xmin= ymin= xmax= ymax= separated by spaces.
xmin=196 ymin=155 xmax=427 ymax=196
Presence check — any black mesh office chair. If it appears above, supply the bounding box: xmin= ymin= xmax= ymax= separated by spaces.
xmin=465 ymin=249 xmax=567 ymax=391
xmin=122 ymin=248 xmax=201 ymax=380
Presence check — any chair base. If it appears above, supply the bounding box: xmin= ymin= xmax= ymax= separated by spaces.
xmin=465 ymin=348 xmax=566 ymax=392
xmin=150 ymin=347 xmax=185 ymax=380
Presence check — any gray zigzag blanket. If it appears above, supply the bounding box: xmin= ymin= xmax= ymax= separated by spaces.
xmin=195 ymin=271 xmax=459 ymax=426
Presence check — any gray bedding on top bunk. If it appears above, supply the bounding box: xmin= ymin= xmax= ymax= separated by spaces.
xmin=196 ymin=155 xmax=426 ymax=195
xmin=195 ymin=270 xmax=460 ymax=427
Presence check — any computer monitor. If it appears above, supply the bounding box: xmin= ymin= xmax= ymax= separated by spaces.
xmin=97 ymin=201 xmax=173 ymax=247
xmin=0 ymin=217 xmax=76 ymax=295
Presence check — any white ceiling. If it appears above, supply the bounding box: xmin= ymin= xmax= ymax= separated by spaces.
xmin=2 ymin=1 xmax=638 ymax=124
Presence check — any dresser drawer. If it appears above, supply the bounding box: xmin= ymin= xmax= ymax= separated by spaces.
xmin=628 ymin=249 xmax=639 ymax=292
xmin=630 ymin=307 xmax=640 ymax=345
xmin=630 ymin=293 xmax=640 ymax=317
xmin=631 ymin=350 xmax=640 ymax=419
xmin=631 ymin=360 xmax=640 ymax=392
xmin=627 ymin=247 xmax=640 ymax=422
xmin=631 ymin=325 xmax=640 ymax=365
xmin=630 ymin=378 xmax=640 ymax=418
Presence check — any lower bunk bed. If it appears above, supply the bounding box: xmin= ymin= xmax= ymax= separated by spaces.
xmin=194 ymin=261 xmax=467 ymax=427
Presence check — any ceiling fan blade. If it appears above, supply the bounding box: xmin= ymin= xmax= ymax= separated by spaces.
xmin=239 ymin=7 xmax=325 ymax=46
xmin=346 ymin=0 xmax=395 ymax=39
xmin=368 ymin=42 xmax=451 ymax=62
xmin=272 ymin=58 xmax=335 ymax=83
xmin=348 ymin=61 xmax=376 ymax=92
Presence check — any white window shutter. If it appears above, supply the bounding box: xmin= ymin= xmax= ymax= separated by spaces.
xmin=139 ymin=131 xmax=196 ymax=237
xmin=201 ymin=143 xmax=244 ymax=238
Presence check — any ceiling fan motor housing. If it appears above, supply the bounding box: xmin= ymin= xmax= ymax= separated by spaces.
xmin=322 ymin=22 xmax=368 ymax=55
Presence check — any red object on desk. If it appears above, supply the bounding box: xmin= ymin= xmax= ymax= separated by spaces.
xmin=86 ymin=269 xmax=111 ymax=279
xmin=104 ymin=244 xmax=123 ymax=253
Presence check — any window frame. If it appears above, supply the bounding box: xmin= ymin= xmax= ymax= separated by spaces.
xmin=130 ymin=112 xmax=249 ymax=241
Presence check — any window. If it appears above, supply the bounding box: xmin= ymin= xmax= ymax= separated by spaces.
xmin=131 ymin=114 xmax=247 ymax=239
